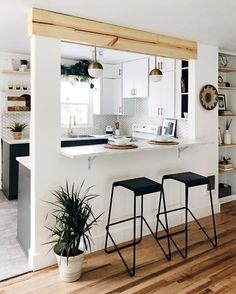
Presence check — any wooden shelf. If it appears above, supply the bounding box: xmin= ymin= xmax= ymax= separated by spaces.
xmin=219 ymin=168 xmax=236 ymax=173
xmin=219 ymin=115 xmax=236 ymax=118
xmin=218 ymin=86 xmax=236 ymax=90
xmin=219 ymin=144 xmax=236 ymax=148
xmin=0 ymin=69 xmax=30 ymax=75
xmin=0 ymin=89 xmax=30 ymax=94
xmin=219 ymin=66 xmax=236 ymax=73
xmin=2 ymin=111 xmax=30 ymax=114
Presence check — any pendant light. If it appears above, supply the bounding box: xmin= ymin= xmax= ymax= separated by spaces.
xmin=88 ymin=46 xmax=103 ymax=78
xmin=149 ymin=56 xmax=163 ymax=82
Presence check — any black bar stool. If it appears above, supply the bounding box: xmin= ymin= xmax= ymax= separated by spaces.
xmin=104 ymin=177 xmax=171 ymax=276
xmin=156 ymin=172 xmax=217 ymax=259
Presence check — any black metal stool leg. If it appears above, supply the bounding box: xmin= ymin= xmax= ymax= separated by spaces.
xmin=183 ymin=186 xmax=189 ymax=258
xmin=208 ymin=182 xmax=218 ymax=247
xmin=161 ymin=189 xmax=171 ymax=260
xmin=140 ymin=195 xmax=144 ymax=242
xmin=131 ymin=193 xmax=136 ymax=276
xmin=105 ymin=185 xmax=115 ymax=253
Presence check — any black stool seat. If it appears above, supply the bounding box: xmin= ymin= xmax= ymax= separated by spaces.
xmin=114 ymin=177 xmax=163 ymax=196
xmin=156 ymin=171 xmax=217 ymax=259
xmin=163 ymin=172 xmax=209 ymax=188
xmin=105 ymin=176 xmax=170 ymax=276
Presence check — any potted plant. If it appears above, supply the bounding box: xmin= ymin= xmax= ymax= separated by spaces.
xmin=20 ymin=59 xmax=28 ymax=71
xmin=7 ymin=122 xmax=28 ymax=139
xmin=45 ymin=181 xmax=102 ymax=282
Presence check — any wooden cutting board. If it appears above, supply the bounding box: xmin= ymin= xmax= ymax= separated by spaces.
xmin=104 ymin=143 xmax=138 ymax=150
xmin=148 ymin=140 xmax=179 ymax=145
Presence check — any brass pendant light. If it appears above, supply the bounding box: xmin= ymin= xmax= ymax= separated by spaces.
xmin=88 ymin=46 xmax=103 ymax=78
xmin=149 ymin=56 xmax=163 ymax=82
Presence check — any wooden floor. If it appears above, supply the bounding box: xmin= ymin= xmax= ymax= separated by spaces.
xmin=1 ymin=201 xmax=236 ymax=294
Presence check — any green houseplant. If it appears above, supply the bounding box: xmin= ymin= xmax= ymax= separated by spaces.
xmin=45 ymin=181 xmax=102 ymax=282
xmin=7 ymin=122 xmax=28 ymax=140
xmin=61 ymin=60 xmax=95 ymax=89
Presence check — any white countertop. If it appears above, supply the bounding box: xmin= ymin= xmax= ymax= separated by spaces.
xmin=2 ymin=138 xmax=30 ymax=144
xmin=2 ymin=135 xmax=110 ymax=145
xmin=61 ymin=138 xmax=212 ymax=159
xmin=16 ymin=156 xmax=31 ymax=169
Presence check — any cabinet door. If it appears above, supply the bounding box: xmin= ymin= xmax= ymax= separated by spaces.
xmin=113 ymin=79 xmax=122 ymax=114
xmin=122 ymin=61 xmax=134 ymax=98
xmin=122 ymin=58 xmax=149 ymax=98
xmin=148 ymin=71 xmax=175 ymax=118
xmin=157 ymin=57 xmax=175 ymax=72
xmin=132 ymin=58 xmax=149 ymax=98
xmin=100 ymin=78 xmax=115 ymax=114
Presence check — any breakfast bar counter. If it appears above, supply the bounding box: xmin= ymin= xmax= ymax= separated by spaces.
xmin=61 ymin=138 xmax=212 ymax=159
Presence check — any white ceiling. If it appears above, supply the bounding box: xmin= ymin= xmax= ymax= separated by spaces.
xmin=1 ymin=0 xmax=236 ymax=56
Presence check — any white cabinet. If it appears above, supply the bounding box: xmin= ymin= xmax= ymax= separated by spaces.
xmin=93 ymin=64 xmax=134 ymax=115
xmin=149 ymin=71 xmax=175 ymax=117
xmin=122 ymin=58 xmax=149 ymax=98
xmin=155 ymin=56 xmax=175 ymax=72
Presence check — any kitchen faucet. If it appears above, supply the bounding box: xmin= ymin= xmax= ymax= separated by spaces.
xmin=68 ymin=115 xmax=76 ymax=136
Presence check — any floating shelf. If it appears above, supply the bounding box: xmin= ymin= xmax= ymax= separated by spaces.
xmin=0 ymin=89 xmax=30 ymax=94
xmin=219 ymin=66 xmax=236 ymax=73
xmin=219 ymin=115 xmax=236 ymax=118
xmin=219 ymin=144 xmax=236 ymax=148
xmin=219 ymin=168 xmax=236 ymax=173
xmin=218 ymin=86 xmax=236 ymax=90
xmin=2 ymin=111 xmax=30 ymax=114
xmin=0 ymin=69 xmax=30 ymax=75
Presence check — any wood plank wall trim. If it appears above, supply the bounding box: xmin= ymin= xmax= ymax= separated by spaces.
xmin=28 ymin=8 xmax=197 ymax=60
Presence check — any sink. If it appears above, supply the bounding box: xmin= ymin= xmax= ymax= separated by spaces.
xmin=78 ymin=135 xmax=94 ymax=138
xmin=64 ymin=134 xmax=95 ymax=139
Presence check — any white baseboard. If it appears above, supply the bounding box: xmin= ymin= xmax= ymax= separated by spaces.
xmin=219 ymin=194 xmax=236 ymax=204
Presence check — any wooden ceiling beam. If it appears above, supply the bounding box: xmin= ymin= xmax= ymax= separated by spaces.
xmin=28 ymin=8 xmax=197 ymax=60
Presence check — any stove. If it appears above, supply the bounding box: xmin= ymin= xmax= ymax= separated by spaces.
xmin=132 ymin=124 xmax=160 ymax=140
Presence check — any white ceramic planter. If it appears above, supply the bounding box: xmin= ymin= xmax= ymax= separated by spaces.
xmin=55 ymin=251 xmax=85 ymax=282
xmin=224 ymin=130 xmax=232 ymax=145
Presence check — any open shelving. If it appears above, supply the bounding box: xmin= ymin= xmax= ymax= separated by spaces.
xmin=219 ymin=144 xmax=236 ymax=148
xmin=0 ymin=69 xmax=30 ymax=75
xmin=218 ymin=86 xmax=236 ymax=90
xmin=0 ymin=89 xmax=30 ymax=94
xmin=218 ymin=53 xmax=236 ymax=204
xmin=219 ymin=66 xmax=236 ymax=73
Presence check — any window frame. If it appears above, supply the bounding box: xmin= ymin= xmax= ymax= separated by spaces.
xmin=60 ymin=78 xmax=94 ymax=128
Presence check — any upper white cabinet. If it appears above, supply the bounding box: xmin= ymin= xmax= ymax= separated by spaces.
xmin=148 ymin=57 xmax=175 ymax=118
xmin=93 ymin=63 xmax=134 ymax=115
xmin=155 ymin=56 xmax=175 ymax=72
xmin=122 ymin=58 xmax=149 ymax=98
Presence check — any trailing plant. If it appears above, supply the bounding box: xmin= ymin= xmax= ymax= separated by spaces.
xmin=45 ymin=181 xmax=102 ymax=258
xmin=226 ymin=119 xmax=232 ymax=130
xmin=7 ymin=122 xmax=28 ymax=132
xmin=61 ymin=60 xmax=94 ymax=89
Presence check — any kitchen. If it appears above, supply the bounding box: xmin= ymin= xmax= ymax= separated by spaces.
xmin=0 ymin=5 xmax=221 ymax=290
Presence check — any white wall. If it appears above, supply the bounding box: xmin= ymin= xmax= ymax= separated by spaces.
xmin=30 ymin=38 xmax=219 ymax=270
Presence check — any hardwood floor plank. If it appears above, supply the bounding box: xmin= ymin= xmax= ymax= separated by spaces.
xmin=1 ymin=201 xmax=236 ymax=293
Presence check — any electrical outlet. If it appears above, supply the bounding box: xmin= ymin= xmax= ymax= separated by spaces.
xmin=207 ymin=175 xmax=215 ymax=190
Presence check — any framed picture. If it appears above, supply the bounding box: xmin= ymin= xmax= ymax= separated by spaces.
xmin=218 ymin=94 xmax=226 ymax=111
xmin=161 ymin=118 xmax=177 ymax=137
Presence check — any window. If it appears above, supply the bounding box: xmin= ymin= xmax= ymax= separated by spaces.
xmin=61 ymin=79 xmax=93 ymax=126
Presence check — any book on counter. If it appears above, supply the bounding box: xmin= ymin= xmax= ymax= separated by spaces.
xmin=219 ymin=110 xmax=234 ymax=116
xmin=219 ymin=163 xmax=234 ymax=172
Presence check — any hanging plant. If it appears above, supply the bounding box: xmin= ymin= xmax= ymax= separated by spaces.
xmin=61 ymin=60 xmax=95 ymax=89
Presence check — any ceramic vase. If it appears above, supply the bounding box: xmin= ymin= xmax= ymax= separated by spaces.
xmin=224 ymin=130 xmax=231 ymax=145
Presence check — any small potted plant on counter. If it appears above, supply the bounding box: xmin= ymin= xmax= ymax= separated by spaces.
xmin=7 ymin=122 xmax=28 ymax=140
xmin=45 ymin=181 xmax=102 ymax=282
